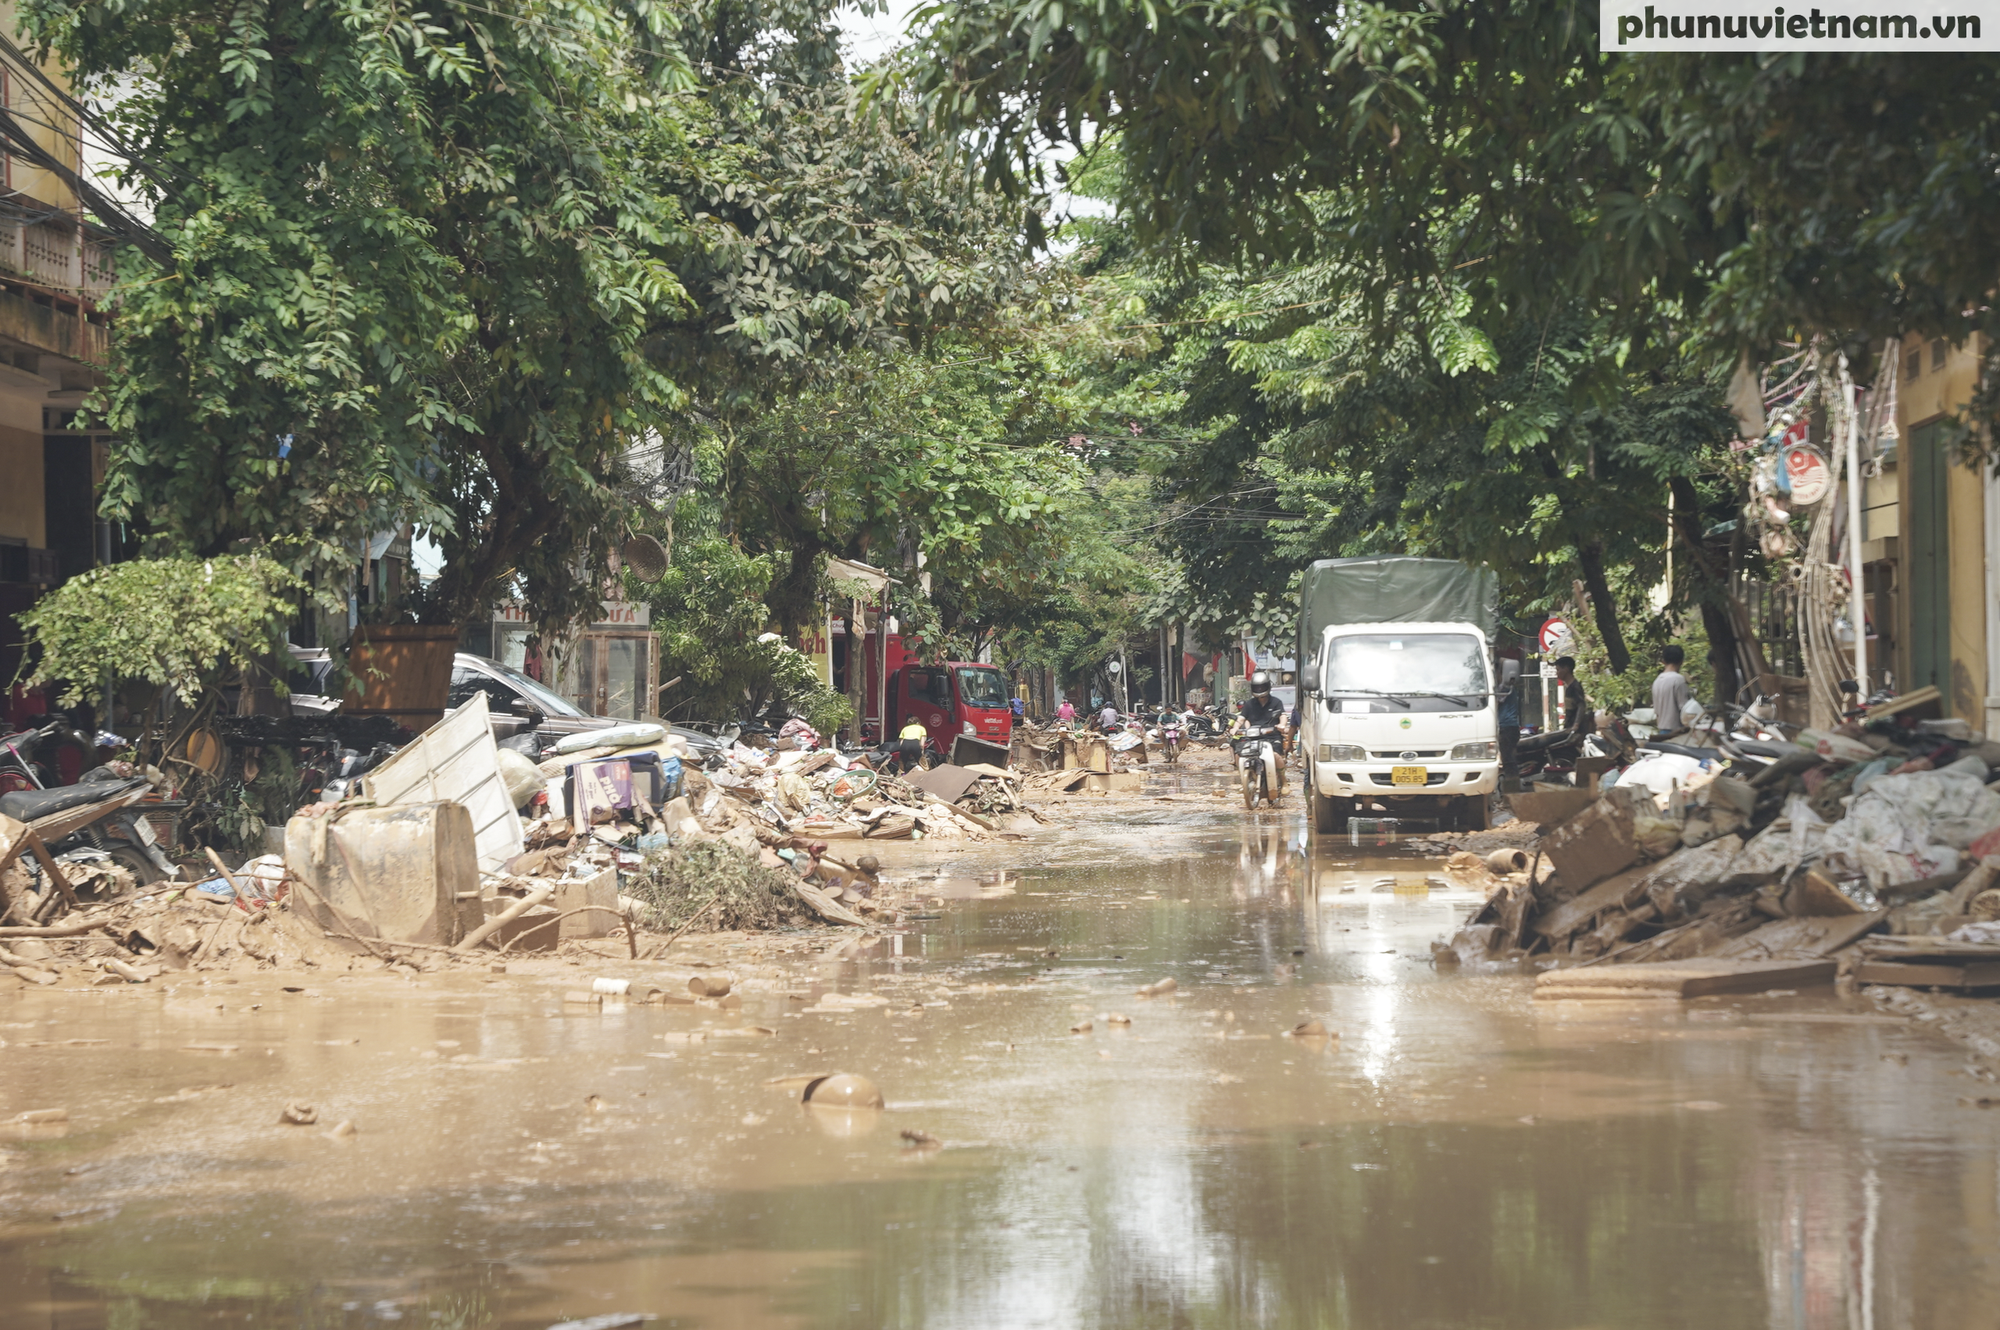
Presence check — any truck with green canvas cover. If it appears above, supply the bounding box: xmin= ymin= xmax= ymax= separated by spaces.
xmin=1296 ymin=557 xmax=1500 ymax=835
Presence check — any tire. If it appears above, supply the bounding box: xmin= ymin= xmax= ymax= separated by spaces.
xmin=108 ymin=844 xmax=169 ymax=885
xmin=1311 ymin=788 xmax=1344 ymax=836
xmin=1456 ymin=796 xmax=1491 ymax=833
xmin=1241 ymin=762 xmax=1256 ymax=810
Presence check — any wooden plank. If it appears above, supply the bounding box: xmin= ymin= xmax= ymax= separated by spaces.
xmin=1854 ymin=959 xmax=2000 ymax=991
xmin=1533 ymin=958 xmax=1836 ymax=1000
xmin=1860 ymin=937 xmax=2000 ymax=958
xmin=1707 ymin=910 xmax=1886 ymax=961
xmin=1532 ymin=862 xmax=1652 ymax=938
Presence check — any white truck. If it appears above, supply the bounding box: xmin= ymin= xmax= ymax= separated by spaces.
xmin=1297 ymin=557 xmax=1501 ymax=835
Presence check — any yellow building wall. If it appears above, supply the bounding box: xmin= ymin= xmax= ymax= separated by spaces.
xmin=0 ymin=420 xmax=43 ymax=546
xmin=1897 ymin=331 xmax=1988 ymax=718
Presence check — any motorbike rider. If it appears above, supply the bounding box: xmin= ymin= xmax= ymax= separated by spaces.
xmin=1238 ymin=672 xmax=1290 ymax=794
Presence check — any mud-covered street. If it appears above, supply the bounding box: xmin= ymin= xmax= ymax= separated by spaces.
xmin=3 ymin=761 xmax=1998 ymax=1330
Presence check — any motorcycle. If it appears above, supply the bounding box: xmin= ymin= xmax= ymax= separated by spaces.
xmin=2 ymin=775 xmax=179 ymax=886
xmin=1159 ymin=719 xmax=1184 ymax=763
xmin=1233 ymin=725 xmax=1283 ymax=809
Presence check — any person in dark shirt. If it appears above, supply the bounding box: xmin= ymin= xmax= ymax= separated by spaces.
xmin=1495 ymin=646 xmax=1523 ymax=777
xmin=1238 ymin=671 xmax=1290 ymax=794
xmin=1553 ymin=656 xmax=1596 ymax=737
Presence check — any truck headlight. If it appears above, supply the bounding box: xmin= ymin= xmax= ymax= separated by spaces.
xmin=962 ymin=721 xmax=976 ymax=735
xmin=1450 ymin=740 xmax=1497 ymax=762
xmin=1320 ymin=744 xmax=1366 ymax=762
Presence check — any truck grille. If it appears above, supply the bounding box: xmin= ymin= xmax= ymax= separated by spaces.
xmin=1368 ymin=749 xmax=1445 ymax=760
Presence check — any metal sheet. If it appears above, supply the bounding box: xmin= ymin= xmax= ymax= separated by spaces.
xmin=360 ymin=694 xmax=525 ymax=872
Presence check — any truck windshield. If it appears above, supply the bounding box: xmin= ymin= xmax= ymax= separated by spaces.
xmin=954 ymin=667 xmax=1010 ymax=709
xmin=1324 ymin=633 xmax=1488 ymax=698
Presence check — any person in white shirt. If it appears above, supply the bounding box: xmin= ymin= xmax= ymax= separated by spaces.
xmin=1651 ymin=645 xmax=1693 ymax=738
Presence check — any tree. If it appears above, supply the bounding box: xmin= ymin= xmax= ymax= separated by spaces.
xmin=25 ymin=0 xmax=1036 ymax=639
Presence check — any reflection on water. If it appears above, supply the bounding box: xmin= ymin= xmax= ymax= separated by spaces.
xmin=3 ymin=799 xmax=1999 ymax=1329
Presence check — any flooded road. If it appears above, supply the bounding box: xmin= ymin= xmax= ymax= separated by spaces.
xmin=5 ymin=791 xmax=2000 ymax=1329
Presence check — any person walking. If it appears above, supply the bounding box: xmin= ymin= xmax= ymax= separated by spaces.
xmin=1651 ymin=645 xmax=1692 ymax=738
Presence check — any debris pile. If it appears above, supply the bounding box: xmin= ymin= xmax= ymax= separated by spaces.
xmin=1443 ymin=714 xmax=2000 ymax=998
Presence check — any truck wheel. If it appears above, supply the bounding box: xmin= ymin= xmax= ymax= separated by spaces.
xmin=1457 ymin=796 xmax=1490 ymax=832
xmin=1311 ymin=789 xmax=1344 ymax=836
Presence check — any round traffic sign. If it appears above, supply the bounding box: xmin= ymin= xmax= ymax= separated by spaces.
xmin=1783 ymin=444 xmax=1832 ymax=506
xmin=1538 ymin=617 xmax=1574 ymax=655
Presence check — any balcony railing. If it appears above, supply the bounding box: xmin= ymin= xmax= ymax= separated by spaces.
xmin=0 ymin=216 xmax=115 ymax=303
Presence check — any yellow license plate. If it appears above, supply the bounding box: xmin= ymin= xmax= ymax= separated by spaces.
xmin=1390 ymin=765 xmax=1429 ymax=786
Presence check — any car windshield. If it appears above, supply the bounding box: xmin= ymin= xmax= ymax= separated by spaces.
xmin=955 ymin=667 xmax=1010 ymax=708
xmin=1324 ymin=633 xmax=1488 ymax=698
xmin=467 ymin=656 xmax=587 ymax=717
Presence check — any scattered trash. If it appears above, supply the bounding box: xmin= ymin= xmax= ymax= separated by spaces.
xmin=1289 ymin=1020 xmax=1330 ymax=1038
xmin=13 ymin=1108 xmax=65 ymax=1124
xmin=279 ymin=1101 xmax=318 ymax=1126
xmin=688 ymin=974 xmax=733 ymax=998
xmin=1105 ymin=1013 xmax=1131 ymax=1026
xmin=1070 ymin=1019 xmax=1093 ymax=1034
xmin=325 ymin=1120 xmax=357 ymax=1138
xmin=1136 ymin=977 xmax=1178 ymax=997
xmin=545 ymin=1314 xmax=650 ymax=1330
xmin=900 ymin=1129 xmax=942 ymax=1151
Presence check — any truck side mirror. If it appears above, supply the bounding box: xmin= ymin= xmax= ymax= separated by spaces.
xmin=1299 ymin=660 xmax=1320 ymax=696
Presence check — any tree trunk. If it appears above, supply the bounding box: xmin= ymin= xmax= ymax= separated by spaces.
xmin=1669 ymin=474 xmax=1744 ymax=706
xmin=1574 ymin=539 xmax=1629 ymax=675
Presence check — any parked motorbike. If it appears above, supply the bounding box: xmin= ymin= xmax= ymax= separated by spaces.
xmin=1234 ymin=725 xmax=1283 ymax=809
xmin=3 ymin=776 xmax=178 ymax=885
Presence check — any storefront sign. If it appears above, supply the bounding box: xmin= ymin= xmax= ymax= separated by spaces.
xmin=495 ymin=599 xmax=650 ymax=628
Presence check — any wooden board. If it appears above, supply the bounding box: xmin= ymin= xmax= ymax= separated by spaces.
xmin=1507 ymin=787 xmax=1595 ymax=829
xmin=1534 ymin=958 xmax=1837 ymax=1000
xmin=1532 ymin=862 xmax=1652 ymax=939
xmin=1853 ymin=959 xmax=2000 ymax=991
xmin=1706 ymin=911 xmax=1886 ymax=961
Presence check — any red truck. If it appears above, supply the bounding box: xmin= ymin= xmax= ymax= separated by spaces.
xmin=862 ymin=649 xmax=1012 ymax=753
xmin=889 ymin=661 xmax=1014 ymax=749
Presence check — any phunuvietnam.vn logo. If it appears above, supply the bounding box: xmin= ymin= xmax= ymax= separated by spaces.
xmin=1601 ymin=1 xmax=2000 ymax=49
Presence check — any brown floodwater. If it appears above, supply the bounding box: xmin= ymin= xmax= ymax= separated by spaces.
xmin=3 ymin=788 xmax=1998 ymax=1330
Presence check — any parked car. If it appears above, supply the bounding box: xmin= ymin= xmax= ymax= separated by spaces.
xmin=287 ymin=648 xmax=720 ymax=756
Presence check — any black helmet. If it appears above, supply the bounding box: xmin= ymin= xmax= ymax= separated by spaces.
xmin=1250 ymin=670 xmax=1272 ymax=695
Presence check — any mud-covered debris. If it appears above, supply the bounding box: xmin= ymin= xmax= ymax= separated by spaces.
xmin=1136 ymin=976 xmax=1178 ymax=997
xmin=1070 ymin=1019 xmax=1093 ymax=1034
xmin=564 ymin=991 xmax=602 ymax=1006
xmin=803 ymin=1072 xmax=884 ymax=1108
xmin=1289 ymin=1020 xmax=1330 ymax=1038
xmin=278 ymin=1101 xmax=318 ymax=1126
xmin=326 ymin=1120 xmax=357 ymax=1138
xmin=13 ymin=1108 xmax=66 ymax=1124
xmin=900 ymin=1129 xmax=942 ymax=1150
xmin=545 ymin=1314 xmax=649 ymax=1330
xmin=1105 ymin=1013 xmax=1131 ymax=1026
xmin=688 ymin=974 xmax=733 ymax=998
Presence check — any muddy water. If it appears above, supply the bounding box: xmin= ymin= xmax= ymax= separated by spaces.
xmin=4 ymin=793 xmax=2000 ymax=1330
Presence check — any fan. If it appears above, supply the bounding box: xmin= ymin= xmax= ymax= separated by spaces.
xmin=621 ymin=534 xmax=669 ymax=581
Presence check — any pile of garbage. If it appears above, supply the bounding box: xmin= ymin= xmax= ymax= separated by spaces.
xmin=1445 ymin=714 xmax=2000 ymax=997
xmin=4 ymin=695 xmax=1036 ymax=983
